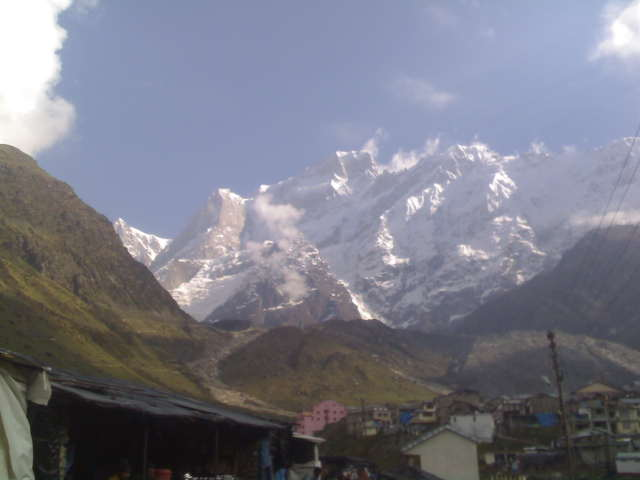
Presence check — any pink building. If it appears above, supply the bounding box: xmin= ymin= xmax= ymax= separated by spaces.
xmin=295 ymin=400 xmax=347 ymax=436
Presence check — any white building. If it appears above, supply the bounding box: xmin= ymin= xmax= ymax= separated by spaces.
xmin=617 ymin=452 xmax=640 ymax=475
xmin=449 ymin=413 xmax=495 ymax=443
xmin=401 ymin=425 xmax=480 ymax=480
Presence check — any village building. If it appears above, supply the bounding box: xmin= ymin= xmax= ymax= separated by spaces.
xmin=573 ymin=381 xmax=623 ymax=400
xmin=346 ymin=404 xmax=393 ymax=437
xmin=408 ymin=401 xmax=438 ymax=426
xmin=295 ymin=400 xmax=347 ymax=436
xmin=616 ymin=398 xmax=640 ymax=434
xmin=568 ymin=384 xmax=640 ymax=473
xmin=401 ymin=425 xmax=480 ymax=480
xmin=526 ymin=393 xmax=559 ymax=415
xmin=571 ymin=393 xmax=640 ymax=436
xmin=616 ymin=452 xmax=640 ymax=475
xmin=485 ymin=394 xmax=542 ymax=432
xmin=396 ymin=401 xmax=439 ymax=434
xmin=434 ymin=390 xmax=483 ymax=425
xmin=0 ymin=348 xmax=304 ymax=480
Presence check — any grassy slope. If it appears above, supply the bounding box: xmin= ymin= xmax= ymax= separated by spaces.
xmin=0 ymin=145 xmax=226 ymax=397
xmin=219 ymin=321 xmax=448 ymax=410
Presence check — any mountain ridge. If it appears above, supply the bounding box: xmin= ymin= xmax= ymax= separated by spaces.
xmin=118 ymin=139 xmax=640 ymax=331
xmin=0 ymin=145 xmax=225 ymax=399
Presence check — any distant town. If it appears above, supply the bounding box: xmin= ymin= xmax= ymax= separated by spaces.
xmin=295 ymin=380 xmax=640 ymax=479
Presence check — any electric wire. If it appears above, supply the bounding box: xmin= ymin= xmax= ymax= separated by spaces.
xmin=581 ymin=135 xmax=640 ymax=303
xmin=567 ymin=127 xmax=640 ymax=299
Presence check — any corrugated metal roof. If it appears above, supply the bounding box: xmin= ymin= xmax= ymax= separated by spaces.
xmin=0 ymin=347 xmax=51 ymax=371
xmin=50 ymin=369 xmax=287 ymax=429
xmin=0 ymin=347 xmax=287 ymax=429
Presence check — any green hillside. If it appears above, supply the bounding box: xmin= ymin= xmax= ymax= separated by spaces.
xmin=219 ymin=320 xmax=449 ymax=410
xmin=0 ymin=145 xmax=226 ymax=397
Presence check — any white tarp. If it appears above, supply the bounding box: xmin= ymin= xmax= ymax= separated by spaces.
xmin=0 ymin=367 xmax=51 ymax=480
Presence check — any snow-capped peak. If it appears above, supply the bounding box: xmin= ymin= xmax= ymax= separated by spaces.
xmin=113 ymin=218 xmax=171 ymax=267
xmin=116 ymin=138 xmax=640 ymax=331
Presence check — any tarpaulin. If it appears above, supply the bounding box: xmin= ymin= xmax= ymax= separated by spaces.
xmin=400 ymin=412 xmax=414 ymax=425
xmin=534 ymin=413 xmax=558 ymax=427
xmin=0 ymin=363 xmax=51 ymax=480
xmin=0 ymin=369 xmax=33 ymax=480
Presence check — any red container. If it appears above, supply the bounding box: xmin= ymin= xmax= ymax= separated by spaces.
xmin=152 ymin=469 xmax=172 ymax=480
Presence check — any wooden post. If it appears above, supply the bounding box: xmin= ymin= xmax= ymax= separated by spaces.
xmin=547 ymin=330 xmax=576 ymax=480
xmin=214 ymin=427 xmax=220 ymax=473
xmin=142 ymin=420 xmax=149 ymax=480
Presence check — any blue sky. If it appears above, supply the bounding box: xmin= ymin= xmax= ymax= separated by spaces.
xmin=4 ymin=1 xmax=640 ymax=236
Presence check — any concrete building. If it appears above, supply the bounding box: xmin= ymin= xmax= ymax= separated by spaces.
xmin=346 ymin=404 xmax=393 ymax=436
xmin=401 ymin=425 xmax=480 ymax=480
xmin=574 ymin=382 xmax=622 ymax=400
xmin=295 ymin=400 xmax=347 ymax=436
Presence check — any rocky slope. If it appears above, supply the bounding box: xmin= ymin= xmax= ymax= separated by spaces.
xmin=118 ymin=139 xmax=640 ymax=331
xmin=218 ymin=319 xmax=449 ymax=410
xmin=218 ymin=319 xmax=640 ymax=408
xmin=459 ymin=225 xmax=640 ymax=349
xmin=0 ymin=145 xmax=228 ymax=398
xmin=145 ymin=188 xmax=361 ymax=326
xmin=113 ymin=217 xmax=170 ymax=266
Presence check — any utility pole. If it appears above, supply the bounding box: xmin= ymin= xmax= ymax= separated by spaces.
xmin=547 ymin=330 xmax=577 ymax=480
xmin=360 ymin=398 xmax=366 ymax=438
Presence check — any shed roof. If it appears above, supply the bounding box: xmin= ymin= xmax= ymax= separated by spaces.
xmin=0 ymin=348 xmax=50 ymax=372
xmin=401 ymin=425 xmax=480 ymax=453
xmin=50 ymin=369 xmax=286 ymax=429
xmin=1 ymin=348 xmax=287 ymax=430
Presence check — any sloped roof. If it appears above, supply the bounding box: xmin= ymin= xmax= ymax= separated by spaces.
xmin=1 ymin=348 xmax=287 ymax=429
xmin=401 ymin=425 xmax=480 ymax=453
xmin=0 ymin=348 xmax=50 ymax=372
xmin=50 ymin=369 xmax=286 ymax=429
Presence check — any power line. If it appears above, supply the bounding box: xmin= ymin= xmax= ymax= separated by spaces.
xmin=580 ymin=134 xmax=640 ymax=303
xmin=568 ymin=129 xmax=640 ymax=298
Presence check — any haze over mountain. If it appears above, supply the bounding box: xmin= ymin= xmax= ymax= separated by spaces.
xmin=118 ymin=139 xmax=640 ymax=331
xmin=460 ymin=225 xmax=640 ymax=350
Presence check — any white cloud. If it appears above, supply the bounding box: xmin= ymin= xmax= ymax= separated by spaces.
xmin=360 ymin=128 xmax=387 ymax=159
xmin=384 ymin=136 xmax=441 ymax=173
xmin=0 ymin=0 xmax=86 ymax=155
xmin=571 ymin=209 xmax=640 ymax=227
xmin=391 ymin=74 xmax=456 ymax=110
xmin=253 ymin=194 xmax=304 ymax=248
xmin=528 ymin=140 xmax=548 ymax=155
xmin=249 ymin=195 xmax=309 ymax=301
xmin=592 ymin=0 xmax=640 ymax=61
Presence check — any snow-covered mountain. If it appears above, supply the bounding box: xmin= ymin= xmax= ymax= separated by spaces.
xmin=116 ymin=139 xmax=640 ymax=330
xmin=140 ymin=188 xmax=360 ymax=326
xmin=113 ymin=218 xmax=171 ymax=266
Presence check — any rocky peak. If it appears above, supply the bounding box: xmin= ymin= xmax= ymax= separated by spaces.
xmin=113 ymin=218 xmax=171 ymax=267
xmin=152 ymin=188 xmax=247 ymax=271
